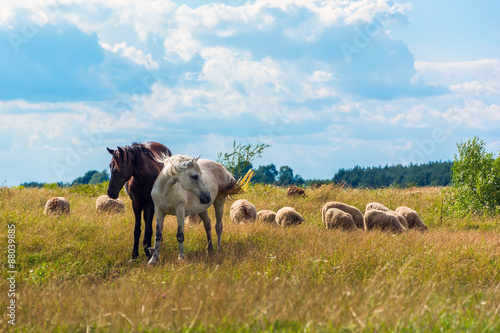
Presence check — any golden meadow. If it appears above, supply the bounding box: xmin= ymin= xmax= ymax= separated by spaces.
xmin=1 ymin=184 xmax=500 ymax=332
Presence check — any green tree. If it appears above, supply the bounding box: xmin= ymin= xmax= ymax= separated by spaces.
xmin=72 ymin=170 xmax=99 ymax=185
xmin=253 ymin=164 xmax=278 ymax=184
xmin=450 ymin=136 xmax=500 ymax=213
xmin=217 ymin=141 xmax=269 ymax=179
xmin=72 ymin=170 xmax=109 ymax=186
xmin=89 ymin=170 xmax=110 ymax=185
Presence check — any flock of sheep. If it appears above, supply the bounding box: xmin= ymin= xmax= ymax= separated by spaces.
xmin=205 ymin=191 xmax=428 ymax=233
xmin=43 ymin=188 xmax=428 ymax=233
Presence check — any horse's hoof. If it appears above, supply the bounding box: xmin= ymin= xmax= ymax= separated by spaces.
xmin=128 ymin=258 xmax=138 ymax=263
xmin=148 ymin=258 xmax=157 ymax=266
xmin=178 ymin=254 xmax=185 ymax=261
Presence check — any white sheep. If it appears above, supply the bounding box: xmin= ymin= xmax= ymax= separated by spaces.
xmin=324 ymin=208 xmax=357 ymax=231
xmin=322 ymin=202 xmax=364 ymax=229
xmin=276 ymin=207 xmax=305 ymax=227
xmin=364 ymin=209 xmax=405 ymax=233
xmin=387 ymin=210 xmax=409 ymax=229
xmin=256 ymin=210 xmax=277 ymax=224
xmin=230 ymin=199 xmax=257 ymax=224
xmin=44 ymin=197 xmax=70 ymax=216
xmin=395 ymin=206 xmax=429 ymax=231
xmin=365 ymin=202 xmax=390 ymax=212
xmin=96 ymin=195 xmax=125 ymax=214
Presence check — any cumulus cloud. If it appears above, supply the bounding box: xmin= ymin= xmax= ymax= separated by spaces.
xmin=1 ymin=0 xmax=499 ymax=186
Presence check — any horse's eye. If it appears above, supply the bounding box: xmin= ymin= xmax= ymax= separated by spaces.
xmin=191 ymin=174 xmax=199 ymax=181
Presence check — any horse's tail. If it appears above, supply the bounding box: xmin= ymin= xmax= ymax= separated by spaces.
xmin=226 ymin=169 xmax=255 ymax=198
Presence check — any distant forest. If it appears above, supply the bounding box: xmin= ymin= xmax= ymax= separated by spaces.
xmin=20 ymin=170 xmax=109 ymax=188
xmin=19 ymin=161 xmax=452 ymax=189
xmin=330 ymin=161 xmax=453 ymax=188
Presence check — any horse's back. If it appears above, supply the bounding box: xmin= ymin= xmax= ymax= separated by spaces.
xmin=145 ymin=141 xmax=172 ymax=157
xmin=198 ymin=159 xmax=236 ymax=194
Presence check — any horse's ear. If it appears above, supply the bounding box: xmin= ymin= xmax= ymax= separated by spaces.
xmin=194 ymin=155 xmax=201 ymax=162
xmin=107 ymin=147 xmax=115 ymax=155
xmin=117 ymin=147 xmax=126 ymax=159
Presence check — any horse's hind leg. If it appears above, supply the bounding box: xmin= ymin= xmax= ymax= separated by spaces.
xmin=213 ymin=194 xmax=226 ymax=252
xmin=143 ymin=201 xmax=155 ymax=259
xmin=148 ymin=207 xmax=166 ymax=266
xmin=199 ymin=211 xmax=213 ymax=253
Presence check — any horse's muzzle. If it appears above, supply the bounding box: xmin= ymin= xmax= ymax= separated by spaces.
xmin=108 ymin=189 xmax=119 ymax=199
xmin=198 ymin=192 xmax=211 ymax=205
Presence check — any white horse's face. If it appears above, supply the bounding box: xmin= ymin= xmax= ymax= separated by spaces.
xmin=178 ymin=156 xmax=212 ymax=205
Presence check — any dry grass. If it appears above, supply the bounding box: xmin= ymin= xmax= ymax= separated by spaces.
xmin=1 ymin=184 xmax=500 ymax=332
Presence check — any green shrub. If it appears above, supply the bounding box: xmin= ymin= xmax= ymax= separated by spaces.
xmin=449 ymin=136 xmax=500 ymax=214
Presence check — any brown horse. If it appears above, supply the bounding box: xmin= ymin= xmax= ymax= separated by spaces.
xmin=107 ymin=142 xmax=172 ymax=260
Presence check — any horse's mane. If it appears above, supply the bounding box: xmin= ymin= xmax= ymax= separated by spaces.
xmin=156 ymin=154 xmax=201 ymax=178
xmin=127 ymin=142 xmax=159 ymax=163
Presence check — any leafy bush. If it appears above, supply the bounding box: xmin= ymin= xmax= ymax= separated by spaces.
xmin=449 ymin=136 xmax=500 ymax=214
xmin=68 ymin=181 xmax=110 ymax=197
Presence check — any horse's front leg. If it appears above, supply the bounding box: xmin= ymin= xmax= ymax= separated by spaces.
xmin=148 ymin=206 xmax=166 ymax=266
xmin=143 ymin=201 xmax=155 ymax=259
xmin=199 ymin=211 xmax=214 ymax=253
xmin=175 ymin=208 xmax=186 ymax=260
xmin=131 ymin=204 xmax=142 ymax=260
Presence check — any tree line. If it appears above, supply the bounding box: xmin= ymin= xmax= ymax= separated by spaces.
xmin=20 ymin=170 xmax=109 ymax=188
xmin=331 ymin=161 xmax=453 ymax=188
xmin=19 ymin=141 xmax=453 ymax=189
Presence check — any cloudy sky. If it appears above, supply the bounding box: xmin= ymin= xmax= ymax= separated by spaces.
xmin=1 ymin=0 xmax=499 ymax=186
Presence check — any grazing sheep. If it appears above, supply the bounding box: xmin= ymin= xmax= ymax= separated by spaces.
xmin=365 ymin=202 xmax=390 ymax=212
xmin=364 ymin=210 xmax=405 ymax=233
xmin=324 ymin=208 xmax=357 ymax=231
xmin=256 ymin=210 xmax=277 ymax=224
xmin=322 ymin=202 xmax=364 ymax=229
xmin=96 ymin=195 xmax=125 ymax=214
xmin=230 ymin=199 xmax=257 ymax=224
xmin=286 ymin=185 xmax=305 ymax=197
xmin=276 ymin=207 xmax=305 ymax=227
xmin=185 ymin=214 xmax=203 ymax=224
xmin=395 ymin=206 xmax=429 ymax=231
xmin=387 ymin=210 xmax=409 ymax=229
xmin=44 ymin=197 xmax=70 ymax=216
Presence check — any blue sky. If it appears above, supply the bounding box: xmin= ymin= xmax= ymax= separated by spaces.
xmin=1 ymin=0 xmax=499 ymax=186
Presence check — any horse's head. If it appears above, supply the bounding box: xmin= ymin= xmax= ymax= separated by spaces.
xmin=107 ymin=147 xmax=134 ymax=199
xmin=177 ymin=155 xmax=212 ymax=205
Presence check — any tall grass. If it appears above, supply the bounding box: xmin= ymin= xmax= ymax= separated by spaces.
xmin=1 ymin=184 xmax=500 ymax=332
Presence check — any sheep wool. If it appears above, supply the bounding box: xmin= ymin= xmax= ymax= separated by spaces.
xmin=395 ymin=206 xmax=429 ymax=231
xmin=364 ymin=209 xmax=405 ymax=233
xmin=276 ymin=207 xmax=305 ymax=227
xmin=387 ymin=210 xmax=409 ymax=229
xmin=322 ymin=202 xmax=364 ymax=229
xmin=256 ymin=210 xmax=277 ymax=224
xmin=185 ymin=214 xmax=203 ymax=224
xmin=365 ymin=202 xmax=390 ymax=212
xmin=230 ymin=199 xmax=257 ymax=224
xmin=96 ymin=195 xmax=125 ymax=214
xmin=44 ymin=197 xmax=70 ymax=216
xmin=324 ymin=208 xmax=357 ymax=231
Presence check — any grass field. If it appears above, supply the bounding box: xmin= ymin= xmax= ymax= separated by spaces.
xmin=1 ymin=184 xmax=500 ymax=332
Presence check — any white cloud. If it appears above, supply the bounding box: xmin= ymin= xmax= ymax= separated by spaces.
xmin=415 ymin=59 xmax=500 ymax=89
xmin=100 ymin=42 xmax=159 ymax=69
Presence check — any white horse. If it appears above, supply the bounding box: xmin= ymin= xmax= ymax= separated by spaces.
xmin=148 ymin=155 xmax=246 ymax=264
